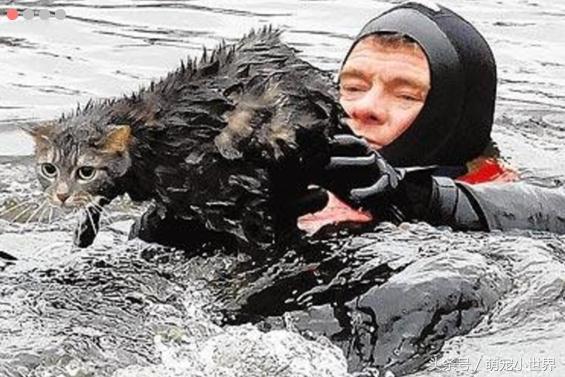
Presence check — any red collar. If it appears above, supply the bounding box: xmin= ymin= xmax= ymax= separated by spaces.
xmin=456 ymin=157 xmax=519 ymax=184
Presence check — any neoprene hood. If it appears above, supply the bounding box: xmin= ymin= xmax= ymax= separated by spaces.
xmin=342 ymin=2 xmax=497 ymax=167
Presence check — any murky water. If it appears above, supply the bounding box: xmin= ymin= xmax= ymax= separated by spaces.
xmin=1 ymin=0 xmax=565 ymax=376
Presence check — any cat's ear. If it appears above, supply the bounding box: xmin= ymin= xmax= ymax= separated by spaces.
xmin=20 ymin=123 xmax=54 ymax=148
xmin=102 ymin=125 xmax=131 ymax=154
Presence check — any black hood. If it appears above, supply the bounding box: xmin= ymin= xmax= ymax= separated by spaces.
xmin=341 ymin=2 xmax=497 ymax=167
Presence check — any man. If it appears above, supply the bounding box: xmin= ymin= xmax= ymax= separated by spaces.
xmin=244 ymin=3 xmax=565 ymax=374
xmin=299 ymin=1 xmax=565 ymax=235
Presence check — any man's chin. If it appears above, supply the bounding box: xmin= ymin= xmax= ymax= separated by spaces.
xmin=367 ymin=140 xmax=384 ymax=150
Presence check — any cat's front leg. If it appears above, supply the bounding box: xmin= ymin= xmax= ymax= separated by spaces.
xmin=73 ymin=205 xmax=102 ymax=248
xmin=129 ymin=205 xmax=224 ymax=251
xmin=128 ymin=204 xmax=164 ymax=244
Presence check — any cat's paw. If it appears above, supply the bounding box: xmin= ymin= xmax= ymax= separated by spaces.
xmin=73 ymin=206 xmax=101 ymax=248
xmin=128 ymin=205 xmax=164 ymax=243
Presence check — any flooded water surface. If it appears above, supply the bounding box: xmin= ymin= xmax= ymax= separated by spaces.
xmin=1 ymin=0 xmax=565 ymax=376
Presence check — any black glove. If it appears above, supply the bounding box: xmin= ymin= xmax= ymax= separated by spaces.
xmin=315 ymin=134 xmax=436 ymax=222
xmin=284 ymin=187 xmax=330 ymax=218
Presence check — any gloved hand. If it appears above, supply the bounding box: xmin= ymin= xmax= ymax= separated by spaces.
xmin=314 ymin=134 xmax=436 ymax=222
xmin=288 ymin=187 xmax=329 ymax=217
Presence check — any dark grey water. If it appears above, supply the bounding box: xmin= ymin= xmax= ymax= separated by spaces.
xmin=1 ymin=0 xmax=565 ymax=376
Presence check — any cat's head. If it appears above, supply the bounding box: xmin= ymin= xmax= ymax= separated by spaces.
xmin=26 ymin=121 xmax=132 ymax=209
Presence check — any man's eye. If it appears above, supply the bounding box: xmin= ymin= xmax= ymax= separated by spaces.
xmin=77 ymin=166 xmax=97 ymax=181
xmin=341 ymin=85 xmax=364 ymax=93
xmin=40 ymin=163 xmax=58 ymax=179
xmin=396 ymin=93 xmax=422 ymax=101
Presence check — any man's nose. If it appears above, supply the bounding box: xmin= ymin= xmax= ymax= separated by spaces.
xmin=347 ymin=87 xmax=387 ymax=126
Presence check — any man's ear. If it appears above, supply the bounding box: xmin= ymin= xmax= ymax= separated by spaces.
xmin=20 ymin=122 xmax=54 ymax=149
xmin=102 ymin=125 xmax=132 ymax=154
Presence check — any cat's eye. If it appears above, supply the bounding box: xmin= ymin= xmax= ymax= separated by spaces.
xmin=40 ymin=163 xmax=58 ymax=179
xmin=77 ymin=166 xmax=97 ymax=181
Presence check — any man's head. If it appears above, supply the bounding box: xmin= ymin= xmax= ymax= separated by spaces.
xmin=339 ymin=34 xmax=430 ymax=151
xmin=338 ymin=2 xmax=497 ymax=167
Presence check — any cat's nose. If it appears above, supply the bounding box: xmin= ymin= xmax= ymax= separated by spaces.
xmin=57 ymin=193 xmax=70 ymax=203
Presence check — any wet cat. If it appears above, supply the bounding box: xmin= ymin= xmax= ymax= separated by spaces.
xmin=26 ymin=27 xmax=342 ymax=256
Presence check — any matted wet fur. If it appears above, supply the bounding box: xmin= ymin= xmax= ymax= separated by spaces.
xmin=27 ymin=27 xmax=344 ymax=257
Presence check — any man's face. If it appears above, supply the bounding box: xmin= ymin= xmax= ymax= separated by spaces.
xmin=339 ymin=37 xmax=430 ymax=150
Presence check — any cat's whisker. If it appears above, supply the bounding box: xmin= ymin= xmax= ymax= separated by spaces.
xmin=99 ymin=213 xmax=113 ymax=226
xmin=0 ymin=200 xmax=34 ymax=217
xmin=86 ymin=194 xmax=102 ymax=208
xmin=62 ymin=207 xmax=79 ymax=222
xmin=22 ymin=201 xmax=48 ymax=230
xmin=24 ymin=200 xmax=47 ymax=225
xmin=86 ymin=195 xmax=115 ymax=226
xmin=36 ymin=205 xmax=51 ymax=228
xmin=84 ymin=206 xmax=99 ymax=238
xmin=30 ymin=206 xmax=48 ymax=233
xmin=47 ymin=207 xmax=54 ymax=226
xmin=70 ymin=208 xmax=78 ymax=221
xmin=31 ymin=208 xmax=45 ymax=232
xmin=10 ymin=204 xmax=38 ymax=224
xmin=91 ymin=202 xmax=113 ymax=222
xmin=69 ymin=208 xmax=80 ymax=251
xmin=98 ymin=215 xmax=114 ymax=231
xmin=97 ymin=204 xmax=112 ymax=217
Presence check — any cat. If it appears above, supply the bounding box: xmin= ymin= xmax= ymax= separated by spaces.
xmin=26 ymin=27 xmax=344 ymax=256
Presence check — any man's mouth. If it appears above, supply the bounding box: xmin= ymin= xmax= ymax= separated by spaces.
xmin=348 ymin=128 xmax=384 ymax=150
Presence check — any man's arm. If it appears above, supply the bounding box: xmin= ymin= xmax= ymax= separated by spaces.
xmin=430 ymin=179 xmax=565 ymax=233
xmin=316 ymin=134 xmax=565 ymax=235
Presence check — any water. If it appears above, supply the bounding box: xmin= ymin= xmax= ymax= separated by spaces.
xmin=1 ymin=0 xmax=565 ymax=376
